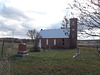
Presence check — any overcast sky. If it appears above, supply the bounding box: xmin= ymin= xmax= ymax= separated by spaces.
xmin=0 ymin=0 xmax=74 ymax=39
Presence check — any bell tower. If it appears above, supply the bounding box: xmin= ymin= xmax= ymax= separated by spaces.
xmin=69 ymin=18 xmax=77 ymax=48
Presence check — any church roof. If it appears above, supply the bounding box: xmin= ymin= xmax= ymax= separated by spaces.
xmin=39 ymin=28 xmax=70 ymax=38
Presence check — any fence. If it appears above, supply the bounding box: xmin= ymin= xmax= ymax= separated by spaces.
xmin=78 ymin=45 xmax=100 ymax=55
xmin=73 ymin=45 xmax=100 ymax=58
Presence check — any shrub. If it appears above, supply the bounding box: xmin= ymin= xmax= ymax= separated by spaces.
xmin=30 ymin=46 xmax=41 ymax=52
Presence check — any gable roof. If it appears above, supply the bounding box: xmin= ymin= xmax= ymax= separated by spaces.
xmin=39 ymin=28 xmax=70 ymax=38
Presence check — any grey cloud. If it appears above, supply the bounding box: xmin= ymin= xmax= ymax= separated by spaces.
xmin=21 ymin=22 xmax=33 ymax=30
xmin=0 ymin=4 xmax=34 ymax=38
xmin=0 ymin=19 xmax=22 ymax=32
xmin=0 ymin=25 xmax=16 ymax=32
xmin=0 ymin=4 xmax=31 ymax=21
xmin=0 ymin=17 xmax=33 ymax=38
xmin=0 ymin=20 xmax=12 ymax=31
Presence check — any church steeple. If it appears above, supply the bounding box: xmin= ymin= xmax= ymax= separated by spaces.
xmin=69 ymin=18 xmax=78 ymax=48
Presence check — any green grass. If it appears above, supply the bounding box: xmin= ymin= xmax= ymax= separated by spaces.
xmin=9 ymin=49 xmax=75 ymax=75
xmin=0 ymin=43 xmax=100 ymax=75
xmin=8 ymin=49 xmax=100 ymax=75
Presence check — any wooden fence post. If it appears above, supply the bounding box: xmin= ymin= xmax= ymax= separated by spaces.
xmin=1 ymin=39 xmax=5 ymax=59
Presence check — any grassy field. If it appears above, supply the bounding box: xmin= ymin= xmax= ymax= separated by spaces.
xmin=0 ymin=43 xmax=100 ymax=75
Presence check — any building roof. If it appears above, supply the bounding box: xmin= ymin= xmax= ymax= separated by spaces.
xmin=39 ymin=28 xmax=70 ymax=38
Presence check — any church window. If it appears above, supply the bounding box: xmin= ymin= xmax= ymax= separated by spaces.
xmin=54 ymin=39 xmax=56 ymax=45
xmin=62 ymin=39 xmax=65 ymax=45
xmin=46 ymin=39 xmax=48 ymax=45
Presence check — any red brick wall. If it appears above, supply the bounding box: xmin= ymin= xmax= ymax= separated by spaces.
xmin=40 ymin=38 xmax=70 ymax=49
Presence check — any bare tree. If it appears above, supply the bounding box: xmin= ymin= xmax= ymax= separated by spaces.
xmin=27 ymin=29 xmax=41 ymax=52
xmin=27 ymin=29 xmax=39 ymax=45
xmin=66 ymin=0 xmax=100 ymax=39
xmin=61 ymin=16 xmax=69 ymax=29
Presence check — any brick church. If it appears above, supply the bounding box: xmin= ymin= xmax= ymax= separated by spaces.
xmin=38 ymin=18 xmax=77 ymax=49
